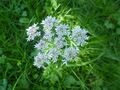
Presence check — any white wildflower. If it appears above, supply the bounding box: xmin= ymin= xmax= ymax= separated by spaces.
xmin=47 ymin=48 xmax=61 ymax=62
xmin=71 ymin=26 xmax=89 ymax=46
xmin=26 ymin=16 xmax=90 ymax=69
xmin=43 ymin=31 xmax=53 ymax=41
xmin=34 ymin=40 xmax=48 ymax=50
xmin=33 ymin=53 xmax=48 ymax=68
xmin=55 ymin=24 xmax=69 ymax=37
xmin=63 ymin=47 xmax=78 ymax=64
xmin=41 ymin=16 xmax=58 ymax=31
xmin=54 ymin=36 xmax=67 ymax=48
xmin=26 ymin=23 xmax=40 ymax=41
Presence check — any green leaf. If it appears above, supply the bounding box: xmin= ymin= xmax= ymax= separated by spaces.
xmin=0 ymin=79 xmax=7 ymax=90
xmin=16 ymin=74 xmax=29 ymax=89
xmin=43 ymin=64 xmax=60 ymax=84
xmin=31 ymin=49 xmax=40 ymax=57
xmin=0 ymin=55 xmax=6 ymax=64
xmin=51 ymin=0 xmax=58 ymax=10
xmin=63 ymin=75 xmax=77 ymax=86
xmin=33 ymin=74 xmax=39 ymax=79
xmin=117 ymin=18 xmax=120 ymax=26
xmin=104 ymin=20 xmax=114 ymax=29
xmin=116 ymin=28 xmax=120 ymax=35
xmin=7 ymin=63 xmax=13 ymax=70
xmin=0 ymin=48 xmax=3 ymax=55
xmin=22 ymin=11 xmax=27 ymax=17
xmin=19 ymin=17 xmax=29 ymax=24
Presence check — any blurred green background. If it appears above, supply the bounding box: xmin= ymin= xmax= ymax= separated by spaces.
xmin=0 ymin=0 xmax=120 ymax=90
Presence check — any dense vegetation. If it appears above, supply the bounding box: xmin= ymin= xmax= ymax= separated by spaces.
xmin=0 ymin=0 xmax=120 ymax=90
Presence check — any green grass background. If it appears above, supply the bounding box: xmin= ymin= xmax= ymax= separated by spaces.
xmin=0 ymin=0 xmax=120 ymax=90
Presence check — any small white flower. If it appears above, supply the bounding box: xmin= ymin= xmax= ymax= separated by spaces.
xmin=55 ymin=24 xmax=69 ymax=37
xmin=34 ymin=40 xmax=48 ymax=50
xmin=43 ymin=31 xmax=53 ymax=41
xmin=54 ymin=37 xmax=67 ymax=48
xmin=47 ymin=48 xmax=61 ymax=62
xmin=33 ymin=53 xmax=48 ymax=68
xmin=41 ymin=16 xmax=58 ymax=31
xmin=71 ymin=26 xmax=89 ymax=46
xmin=26 ymin=23 xmax=40 ymax=41
xmin=63 ymin=47 xmax=78 ymax=64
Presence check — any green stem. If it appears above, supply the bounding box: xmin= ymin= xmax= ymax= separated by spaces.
xmin=66 ymin=52 xmax=105 ymax=67
xmin=12 ymin=72 xmax=23 ymax=90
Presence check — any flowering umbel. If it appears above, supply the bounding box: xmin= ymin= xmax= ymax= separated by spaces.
xmin=26 ymin=16 xmax=89 ymax=68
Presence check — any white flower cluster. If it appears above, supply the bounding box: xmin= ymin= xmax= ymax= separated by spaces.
xmin=71 ymin=26 xmax=89 ymax=46
xmin=26 ymin=16 xmax=89 ymax=68
xmin=26 ymin=23 xmax=40 ymax=41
